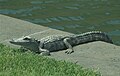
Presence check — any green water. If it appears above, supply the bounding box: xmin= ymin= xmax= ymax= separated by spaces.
xmin=0 ymin=0 xmax=120 ymax=45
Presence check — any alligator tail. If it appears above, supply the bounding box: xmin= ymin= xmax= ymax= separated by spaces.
xmin=71 ymin=31 xmax=113 ymax=46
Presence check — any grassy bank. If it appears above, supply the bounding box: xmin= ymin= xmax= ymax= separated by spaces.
xmin=0 ymin=44 xmax=100 ymax=76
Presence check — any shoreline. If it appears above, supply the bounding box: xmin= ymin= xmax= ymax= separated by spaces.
xmin=0 ymin=14 xmax=120 ymax=76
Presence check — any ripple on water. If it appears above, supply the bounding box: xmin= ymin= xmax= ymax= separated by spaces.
xmin=106 ymin=19 xmax=120 ymax=25
xmin=107 ymin=30 xmax=120 ymax=36
xmin=0 ymin=10 xmax=16 ymax=14
xmin=25 ymin=16 xmax=85 ymax=24
xmin=57 ymin=16 xmax=84 ymax=21
xmin=30 ymin=1 xmax=58 ymax=4
xmin=26 ymin=19 xmax=51 ymax=24
xmin=44 ymin=1 xmax=55 ymax=3
xmin=114 ymin=41 xmax=120 ymax=45
xmin=49 ymin=17 xmax=61 ymax=22
xmin=49 ymin=25 xmax=64 ymax=30
xmin=0 ymin=0 xmax=8 ymax=1
xmin=73 ymin=4 xmax=80 ymax=6
xmin=64 ymin=24 xmax=83 ymax=28
xmin=0 ymin=6 xmax=45 ymax=15
xmin=30 ymin=1 xmax=43 ymax=4
xmin=68 ymin=16 xmax=84 ymax=21
xmin=105 ymin=12 xmax=111 ymax=15
xmin=49 ymin=24 xmax=83 ymax=30
xmin=57 ymin=16 xmax=71 ymax=21
xmin=68 ymin=16 xmax=79 ymax=21
xmin=64 ymin=6 xmax=79 ymax=10
xmin=87 ymin=26 xmax=95 ymax=30
xmin=49 ymin=16 xmax=84 ymax=22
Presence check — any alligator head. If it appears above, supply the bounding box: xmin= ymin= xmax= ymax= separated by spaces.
xmin=9 ymin=36 xmax=40 ymax=52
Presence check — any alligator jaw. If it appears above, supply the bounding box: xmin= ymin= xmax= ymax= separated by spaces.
xmin=9 ymin=40 xmax=15 ymax=44
xmin=9 ymin=39 xmax=16 ymax=44
xmin=9 ymin=39 xmax=20 ymax=45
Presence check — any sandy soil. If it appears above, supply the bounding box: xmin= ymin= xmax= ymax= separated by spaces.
xmin=0 ymin=14 xmax=120 ymax=76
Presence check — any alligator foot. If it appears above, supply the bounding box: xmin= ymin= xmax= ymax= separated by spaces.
xmin=19 ymin=46 xmax=28 ymax=52
xmin=39 ymin=47 xmax=51 ymax=56
xmin=65 ymin=49 xmax=74 ymax=54
xmin=64 ymin=38 xmax=74 ymax=54
xmin=40 ymin=51 xmax=51 ymax=56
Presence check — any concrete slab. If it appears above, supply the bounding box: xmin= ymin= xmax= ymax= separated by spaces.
xmin=0 ymin=14 xmax=120 ymax=76
xmin=0 ymin=14 xmax=71 ymax=45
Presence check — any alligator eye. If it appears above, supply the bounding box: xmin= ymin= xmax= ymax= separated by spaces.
xmin=23 ymin=37 xmax=31 ymax=40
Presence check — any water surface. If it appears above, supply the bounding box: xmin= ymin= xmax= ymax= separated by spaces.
xmin=0 ymin=0 xmax=120 ymax=45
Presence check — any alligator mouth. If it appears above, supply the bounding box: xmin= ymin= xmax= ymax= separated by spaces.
xmin=9 ymin=39 xmax=30 ymax=45
xmin=9 ymin=39 xmax=22 ymax=45
xmin=9 ymin=41 xmax=14 ymax=43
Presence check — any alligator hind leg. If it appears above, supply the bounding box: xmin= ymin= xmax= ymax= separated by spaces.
xmin=63 ymin=38 xmax=74 ymax=54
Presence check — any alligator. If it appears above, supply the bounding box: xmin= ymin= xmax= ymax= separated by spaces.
xmin=9 ymin=31 xmax=113 ymax=56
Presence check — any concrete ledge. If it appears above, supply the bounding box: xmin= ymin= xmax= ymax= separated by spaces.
xmin=0 ymin=14 xmax=71 ymax=44
xmin=0 ymin=14 xmax=120 ymax=76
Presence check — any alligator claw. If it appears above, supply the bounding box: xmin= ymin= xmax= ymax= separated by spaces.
xmin=65 ymin=50 xmax=74 ymax=54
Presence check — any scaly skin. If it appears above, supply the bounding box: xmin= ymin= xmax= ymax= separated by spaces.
xmin=9 ymin=31 xmax=113 ymax=56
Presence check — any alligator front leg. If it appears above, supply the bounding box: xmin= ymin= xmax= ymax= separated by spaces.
xmin=19 ymin=46 xmax=28 ymax=52
xmin=39 ymin=43 xmax=50 ymax=56
xmin=38 ymin=42 xmax=50 ymax=56
xmin=63 ymin=38 xmax=74 ymax=54
xmin=39 ymin=47 xmax=50 ymax=56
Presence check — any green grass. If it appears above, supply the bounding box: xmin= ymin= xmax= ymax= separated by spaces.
xmin=0 ymin=44 xmax=101 ymax=76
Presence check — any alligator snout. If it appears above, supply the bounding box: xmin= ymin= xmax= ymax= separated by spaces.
xmin=9 ymin=39 xmax=15 ymax=43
